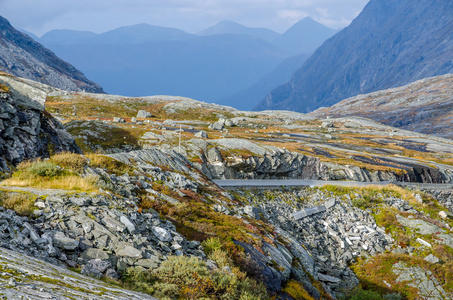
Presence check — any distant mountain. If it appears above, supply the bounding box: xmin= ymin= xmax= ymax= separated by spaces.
xmin=0 ymin=16 xmax=103 ymax=93
xmin=43 ymin=34 xmax=286 ymax=102
xmin=199 ymin=20 xmax=279 ymax=42
xmin=39 ymin=19 xmax=337 ymax=107
xmin=40 ymin=24 xmax=196 ymax=45
xmin=257 ymin=0 xmax=453 ymax=113
xmin=40 ymin=29 xmax=98 ymax=45
xmin=18 ymin=29 xmax=39 ymax=41
xmin=310 ymin=74 xmax=453 ymax=139
xmin=272 ymin=17 xmax=337 ymax=55
xmin=220 ymin=52 xmax=310 ymax=110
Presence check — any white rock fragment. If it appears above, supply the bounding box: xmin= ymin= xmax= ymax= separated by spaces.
xmin=416 ymin=238 xmax=432 ymax=248
xmin=152 ymin=226 xmax=172 ymax=242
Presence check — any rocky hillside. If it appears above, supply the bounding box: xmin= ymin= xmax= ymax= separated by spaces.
xmin=1 ymin=77 xmax=453 ymax=299
xmin=43 ymin=92 xmax=453 ymax=184
xmin=310 ymin=74 xmax=453 ymax=139
xmin=256 ymin=0 xmax=453 ymax=112
xmin=0 ymin=16 xmax=103 ymax=93
xmin=1 ymin=149 xmax=453 ymax=299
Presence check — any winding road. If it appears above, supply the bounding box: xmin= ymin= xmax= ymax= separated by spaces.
xmin=214 ymin=180 xmax=453 ymax=190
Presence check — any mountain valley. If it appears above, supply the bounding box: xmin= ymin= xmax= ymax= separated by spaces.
xmin=0 ymin=0 xmax=452 ymax=298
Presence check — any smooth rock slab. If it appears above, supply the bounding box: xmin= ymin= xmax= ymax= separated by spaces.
xmin=393 ymin=261 xmax=448 ymax=299
xmin=396 ymin=215 xmax=442 ymax=235
xmin=0 ymin=246 xmax=156 ymax=299
xmin=293 ymin=205 xmax=326 ymax=220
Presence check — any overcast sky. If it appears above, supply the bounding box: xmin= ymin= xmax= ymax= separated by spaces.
xmin=1 ymin=0 xmax=369 ymax=37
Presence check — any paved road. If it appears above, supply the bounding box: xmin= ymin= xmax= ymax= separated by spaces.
xmin=214 ymin=180 xmax=453 ymax=190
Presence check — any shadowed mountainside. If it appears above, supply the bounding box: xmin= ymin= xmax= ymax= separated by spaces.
xmin=256 ymin=0 xmax=453 ymax=113
xmin=0 ymin=16 xmax=103 ymax=93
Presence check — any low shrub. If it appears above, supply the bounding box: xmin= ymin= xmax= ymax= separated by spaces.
xmin=347 ymin=287 xmax=383 ymax=300
xmin=25 ymin=161 xmax=64 ymax=178
xmin=49 ymin=152 xmax=88 ymax=172
xmin=202 ymin=237 xmax=223 ymax=255
xmin=124 ymin=256 xmax=267 ymax=300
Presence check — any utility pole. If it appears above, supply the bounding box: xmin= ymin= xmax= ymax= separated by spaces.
xmin=179 ymin=124 xmax=182 ymax=154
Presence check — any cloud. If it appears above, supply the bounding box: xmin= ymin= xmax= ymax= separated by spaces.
xmin=1 ymin=0 xmax=369 ymax=35
xmin=277 ymin=9 xmax=310 ymax=20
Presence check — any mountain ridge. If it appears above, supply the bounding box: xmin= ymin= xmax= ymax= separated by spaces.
xmin=198 ymin=20 xmax=279 ymax=42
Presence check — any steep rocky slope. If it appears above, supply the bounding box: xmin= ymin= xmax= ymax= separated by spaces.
xmin=0 ymin=73 xmax=80 ymax=174
xmin=0 ymin=16 xmax=103 ymax=93
xmin=256 ymin=0 xmax=453 ymax=112
xmin=310 ymin=74 xmax=453 ymax=139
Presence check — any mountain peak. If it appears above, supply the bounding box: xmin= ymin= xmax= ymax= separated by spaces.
xmin=0 ymin=15 xmax=103 ymax=93
xmin=273 ymin=17 xmax=337 ymax=55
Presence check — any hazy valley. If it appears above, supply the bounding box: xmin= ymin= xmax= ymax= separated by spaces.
xmin=0 ymin=0 xmax=452 ymax=299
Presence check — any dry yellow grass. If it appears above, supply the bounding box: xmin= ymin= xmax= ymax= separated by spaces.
xmin=3 ymin=153 xmax=100 ymax=192
xmin=0 ymin=192 xmax=35 ymax=215
xmin=1 ymin=175 xmax=99 ymax=192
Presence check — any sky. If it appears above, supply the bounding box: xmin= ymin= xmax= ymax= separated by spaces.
xmin=1 ymin=0 xmax=369 ymax=37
